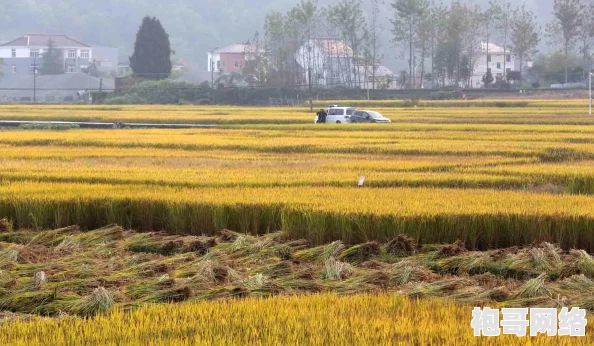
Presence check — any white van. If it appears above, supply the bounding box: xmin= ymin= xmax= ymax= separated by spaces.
xmin=314 ymin=107 xmax=356 ymax=124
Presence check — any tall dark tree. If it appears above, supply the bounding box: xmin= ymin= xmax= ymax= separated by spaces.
xmin=129 ymin=16 xmax=172 ymax=79
xmin=40 ymin=39 xmax=64 ymax=75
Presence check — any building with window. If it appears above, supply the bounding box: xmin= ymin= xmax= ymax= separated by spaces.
xmin=0 ymin=34 xmax=93 ymax=76
xmin=207 ymin=44 xmax=259 ymax=74
xmin=295 ymin=39 xmax=358 ymax=87
xmin=471 ymin=42 xmax=516 ymax=88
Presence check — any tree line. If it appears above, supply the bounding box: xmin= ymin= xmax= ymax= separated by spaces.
xmin=252 ymin=0 xmax=594 ymax=89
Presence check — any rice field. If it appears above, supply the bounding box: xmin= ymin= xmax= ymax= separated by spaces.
xmin=2 ymin=294 xmax=593 ymax=345
xmin=2 ymin=102 xmax=594 ymax=249
xmin=2 ymin=101 xmax=594 ymax=343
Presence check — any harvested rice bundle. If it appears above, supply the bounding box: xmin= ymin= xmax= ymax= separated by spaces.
xmin=515 ymin=273 xmax=551 ymax=299
xmin=293 ymin=241 xmax=344 ymax=263
xmin=338 ymin=242 xmax=380 ymax=264
xmin=385 ymin=234 xmax=416 ymax=257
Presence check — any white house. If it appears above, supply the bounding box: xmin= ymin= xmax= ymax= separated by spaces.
xmin=0 ymin=34 xmax=93 ymax=75
xmin=471 ymin=42 xmax=515 ymax=88
xmin=295 ymin=38 xmax=358 ymax=87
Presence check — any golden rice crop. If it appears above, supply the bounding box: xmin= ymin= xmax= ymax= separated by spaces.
xmin=2 ymin=181 xmax=594 ymax=249
xmin=1 ymin=101 xmax=593 ymax=125
xmin=2 ymin=104 xmax=594 ymax=250
xmin=0 ymin=293 xmax=591 ymax=345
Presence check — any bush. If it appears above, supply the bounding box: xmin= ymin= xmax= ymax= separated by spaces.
xmin=105 ymin=79 xmax=211 ymax=105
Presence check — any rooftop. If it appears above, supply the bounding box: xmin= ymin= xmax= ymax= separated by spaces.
xmin=312 ymin=39 xmax=353 ymax=56
xmin=480 ymin=42 xmax=508 ymax=54
xmin=214 ymin=44 xmax=254 ymax=54
xmin=1 ymin=34 xmax=91 ymax=48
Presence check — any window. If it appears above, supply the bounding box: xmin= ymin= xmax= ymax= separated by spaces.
xmin=30 ymin=49 xmax=40 ymax=58
xmin=11 ymin=66 xmax=16 ymax=73
xmin=496 ymin=62 xmax=501 ymax=69
xmin=80 ymin=50 xmax=89 ymax=59
xmin=216 ymin=60 xmax=221 ymax=70
xmin=506 ymin=54 xmax=511 ymax=63
xmin=234 ymin=60 xmax=240 ymax=68
xmin=11 ymin=49 xmax=16 ymax=58
xmin=328 ymin=109 xmax=344 ymax=116
xmin=29 ymin=64 xmax=39 ymax=74
xmin=487 ymin=54 xmax=491 ymax=62
xmin=67 ymin=65 xmax=76 ymax=73
xmin=68 ymin=49 xmax=76 ymax=59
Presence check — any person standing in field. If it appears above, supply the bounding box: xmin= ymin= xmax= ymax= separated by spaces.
xmin=316 ymin=109 xmax=327 ymax=123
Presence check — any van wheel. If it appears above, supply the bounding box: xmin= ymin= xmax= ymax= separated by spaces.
xmin=336 ymin=121 xmax=341 ymax=124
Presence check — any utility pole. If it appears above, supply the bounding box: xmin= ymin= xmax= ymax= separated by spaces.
xmin=589 ymin=72 xmax=592 ymax=115
xmin=590 ymin=72 xmax=592 ymax=115
xmin=209 ymin=47 xmax=219 ymax=89
xmin=33 ymin=56 xmax=37 ymax=103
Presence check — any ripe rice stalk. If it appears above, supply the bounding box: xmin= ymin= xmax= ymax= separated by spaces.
xmin=0 ymin=247 xmax=19 ymax=263
xmin=388 ymin=260 xmax=437 ymax=285
xmin=294 ymin=241 xmax=344 ymax=263
xmin=27 ymin=226 xmax=80 ymax=247
xmin=322 ymin=258 xmax=352 ymax=280
xmin=338 ymin=242 xmax=380 ymax=264
xmin=243 ymin=273 xmax=269 ymax=290
xmin=557 ymin=274 xmax=594 ymax=291
xmin=55 ymin=236 xmax=81 ymax=252
xmin=138 ymin=286 xmax=193 ymax=303
xmin=231 ymin=235 xmax=256 ymax=252
xmin=438 ymin=252 xmax=489 ymax=275
xmin=572 ymin=250 xmax=594 ymax=278
xmin=66 ymin=287 xmax=114 ymax=317
xmin=406 ymin=278 xmax=472 ymax=298
xmin=516 ymin=273 xmax=551 ymax=299
xmin=33 ymin=271 xmax=47 ymax=288
xmin=73 ymin=225 xmax=124 ymax=247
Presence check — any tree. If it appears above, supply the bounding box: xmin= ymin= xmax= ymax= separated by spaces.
xmin=244 ymin=32 xmax=276 ymax=86
xmin=129 ymin=16 xmax=172 ymax=80
xmin=578 ymin=4 xmax=594 ymax=80
xmin=40 ymin=39 xmax=64 ymax=75
xmin=463 ymin=4 xmax=482 ymax=87
xmin=511 ymin=5 xmax=540 ymax=81
xmin=482 ymin=68 xmax=494 ymax=87
xmin=546 ymin=0 xmax=584 ymax=83
xmin=391 ymin=0 xmax=430 ymax=89
xmin=483 ymin=1 xmax=503 ymax=82
xmin=329 ymin=0 xmax=366 ymax=88
xmin=286 ymin=0 xmax=319 ymax=110
xmin=367 ymin=0 xmax=383 ymax=90
xmin=495 ymin=1 xmax=513 ymax=80
xmin=264 ymin=12 xmax=288 ymax=85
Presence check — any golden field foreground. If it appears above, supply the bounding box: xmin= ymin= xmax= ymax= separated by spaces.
xmin=1 ymin=294 xmax=593 ymax=346
xmin=2 ymin=101 xmax=594 ymax=344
